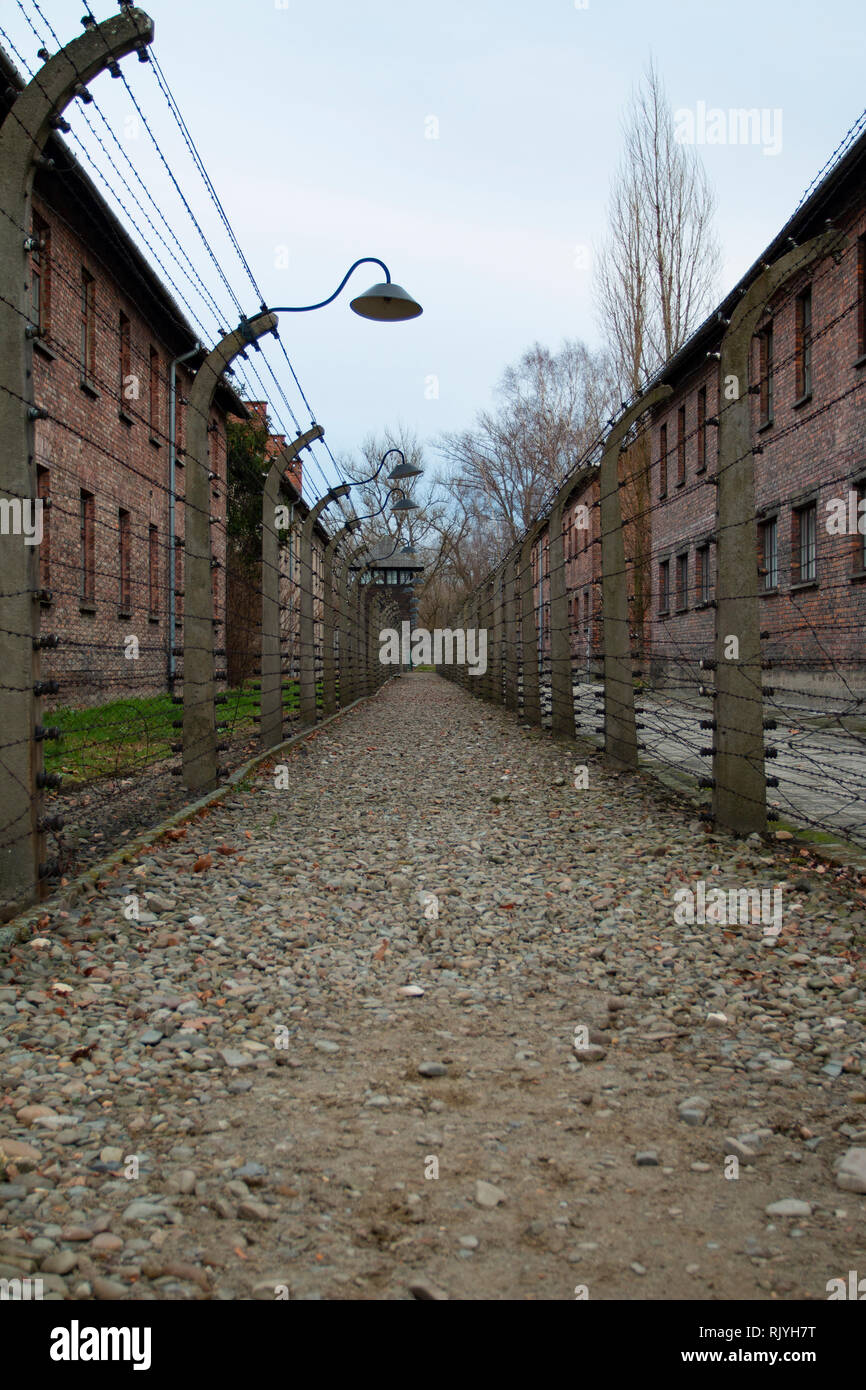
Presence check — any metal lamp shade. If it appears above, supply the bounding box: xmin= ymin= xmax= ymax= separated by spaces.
xmin=350 ymin=282 xmax=423 ymax=321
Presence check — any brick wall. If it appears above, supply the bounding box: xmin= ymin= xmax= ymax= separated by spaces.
xmin=647 ymin=192 xmax=866 ymax=694
xmin=27 ymin=189 xmax=232 ymax=708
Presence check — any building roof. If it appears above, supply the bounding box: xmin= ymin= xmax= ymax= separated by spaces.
xmin=0 ymin=45 xmax=248 ymax=420
xmin=349 ymin=543 xmax=424 ymax=573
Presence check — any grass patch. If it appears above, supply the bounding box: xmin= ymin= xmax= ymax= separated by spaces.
xmin=44 ymin=681 xmax=305 ymax=785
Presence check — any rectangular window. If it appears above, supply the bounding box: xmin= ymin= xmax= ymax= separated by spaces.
xmin=759 ymin=516 xmax=778 ymax=591
xmin=119 ymin=312 xmax=131 ymax=406
xmin=149 ymin=347 xmax=160 ymax=439
xmin=696 ymin=542 xmax=710 ymax=605
xmin=80 ymin=269 xmax=95 ymax=383
xmin=118 ymin=509 xmax=131 ymax=611
xmin=36 ymin=466 xmax=50 ymax=587
xmin=793 ymin=503 xmax=817 ymax=584
xmin=658 ymin=558 xmax=671 ymax=614
xmin=659 ymin=423 xmax=668 ymax=498
xmin=148 ymin=524 xmax=159 ymax=616
xmin=676 ymin=551 xmax=689 ymax=610
xmin=759 ymin=323 xmax=774 ymax=425
xmin=30 ymin=214 xmax=50 ymax=336
xmin=80 ymin=489 xmax=95 ymax=602
xmin=676 ymin=406 xmax=686 ymax=485
xmin=795 ymin=287 xmax=812 ymax=400
xmin=858 ymin=235 xmax=866 ymax=359
xmin=696 ymin=387 xmax=707 ymax=472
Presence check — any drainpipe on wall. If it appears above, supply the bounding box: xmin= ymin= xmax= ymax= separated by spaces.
xmin=168 ymin=344 xmax=201 ymax=689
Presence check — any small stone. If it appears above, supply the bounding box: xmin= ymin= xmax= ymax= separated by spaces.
xmin=91 ymin=1233 xmax=124 ymax=1254
xmin=314 ymin=1039 xmax=340 ymax=1054
xmin=631 ymin=1262 xmax=647 ymax=1275
xmin=678 ymin=1096 xmax=710 ymax=1126
xmin=122 ymin=1201 xmax=168 ymax=1223
xmin=724 ymin=1137 xmax=758 ymax=1161
xmin=238 ymin=1200 xmax=276 ymax=1222
xmin=418 ymin=1061 xmax=447 ymax=1077
xmin=475 ymin=1179 xmax=506 ymax=1209
xmin=0 ymin=1138 xmax=40 ymax=1162
xmin=219 ymin=1049 xmax=256 ymax=1069
xmin=15 ymin=1105 xmax=55 ymax=1125
xmin=835 ymin=1147 xmax=866 ymax=1194
xmin=635 ymin=1151 xmax=659 ymax=1166
xmin=146 ymin=893 xmax=176 ymax=913
xmin=92 ymin=1276 xmax=127 ymax=1300
xmin=765 ymin=1199 xmax=812 ymax=1217
xmin=409 ymin=1278 xmax=448 ymax=1300
xmin=42 ymin=1251 xmax=77 ymax=1275
xmin=458 ymin=1235 xmax=479 ymax=1249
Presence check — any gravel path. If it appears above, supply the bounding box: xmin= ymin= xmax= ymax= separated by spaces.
xmin=2 ymin=672 xmax=865 ymax=1301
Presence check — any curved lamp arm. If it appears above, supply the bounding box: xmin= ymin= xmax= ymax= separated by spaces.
xmin=270 ymin=258 xmax=390 ymax=314
xmin=344 ymin=446 xmax=405 ymax=487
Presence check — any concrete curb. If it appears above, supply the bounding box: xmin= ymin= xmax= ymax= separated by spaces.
xmin=0 ymin=678 xmax=397 ymax=951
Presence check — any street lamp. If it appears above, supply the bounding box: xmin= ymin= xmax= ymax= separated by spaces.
xmin=268 ymin=257 xmax=422 ymax=321
xmin=345 ymin=446 xmax=424 ymax=488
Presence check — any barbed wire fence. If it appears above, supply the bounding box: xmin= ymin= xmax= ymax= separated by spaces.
xmin=0 ymin=4 xmax=399 ymax=921
xmin=440 ymin=175 xmax=866 ymax=854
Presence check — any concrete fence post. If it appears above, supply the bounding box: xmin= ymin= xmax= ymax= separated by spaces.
xmin=0 ymin=7 xmax=155 ymax=912
xmin=337 ymin=542 xmax=361 ymax=707
xmin=322 ymin=520 xmax=358 ymax=717
xmin=491 ymin=565 xmax=505 ymax=704
xmin=712 ymin=232 xmax=836 ymax=833
xmin=519 ymin=521 xmax=545 ymax=725
xmin=503 ymin=548 xmax=520 ymax=710
xmin=549 ymin=478 xmax=584 ymax=737
xmin=477 ymin=579 xmax=492 ymax=700
xmin=600 ymin=387 xmax=672 ymax=768
xmin=184 ymin=312 xmax=277 ymax=792
xmin=260 ymin=426 xmax=322 ymax=750
xmin=299 ymin=485 xmax=350 ymax=726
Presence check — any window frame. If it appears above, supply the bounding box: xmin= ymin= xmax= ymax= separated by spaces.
xmin=795 ymin=286 xmax=813 ymax=403
xmin=118 ymin=508 xmax=131 ymax=614
xmin=148 ymin=523 xmax=160 ymax=618
xmin=758 ymin=513 xmax=779 ymax=592
xmin=658 ymin=422 xmax=668 ymax=499
xmin=658 ymin=557 xmax=671 ymax=615
xmin=80 ymin=268 xmax=96 ymax=387
xmin=675 ymin=550 xmax=689 ymax=611
xmin=792 ymin=500 xmax=818 ymax=586
xmin=696 ymin=387 xmax=707 ymax=472
xmin=758 ymin=321 xmax=774 ymax=427
xmin=79 ymin=489 xmax=95 ymax=605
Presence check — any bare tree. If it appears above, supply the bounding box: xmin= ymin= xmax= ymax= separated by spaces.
xmin=595 ymin=57 xmax=719 ymax=652
xmin=595 ymin=56 xmax=720 ymax=393
xmin=438 ymin=339 xmax=615 ymax=551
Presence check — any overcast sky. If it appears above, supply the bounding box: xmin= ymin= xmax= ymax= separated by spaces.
xmin=3 ymin=0 xmax=865 ymax=500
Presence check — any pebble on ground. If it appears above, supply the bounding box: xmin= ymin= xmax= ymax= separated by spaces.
xmin=1 ymin=673 xmax=864 ymax=1300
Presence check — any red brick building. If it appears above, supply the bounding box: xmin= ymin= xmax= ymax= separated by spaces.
xmin=647 ymin=125 xmax=866 ymax=695
xmin=1 ymin=48 xmax=246 ymax=708
xmin=527 ymin=122 xmax=866 ymax=701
